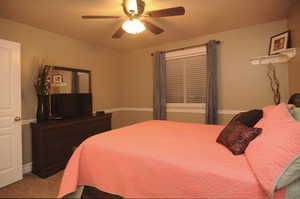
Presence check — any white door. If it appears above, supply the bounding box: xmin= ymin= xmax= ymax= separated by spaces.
xmin=0 ymin=39 xmax=22 ymax=188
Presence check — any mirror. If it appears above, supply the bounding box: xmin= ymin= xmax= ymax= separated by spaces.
xmin=50 ymin=66 xmax=91 ymax=94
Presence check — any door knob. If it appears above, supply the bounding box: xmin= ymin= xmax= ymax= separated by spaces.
xmin=14 ymin=116 xmax=21 ymax=122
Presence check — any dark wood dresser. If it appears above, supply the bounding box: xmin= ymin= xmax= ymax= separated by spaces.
xmin=30 ymin=113 xmax=112 ymax=178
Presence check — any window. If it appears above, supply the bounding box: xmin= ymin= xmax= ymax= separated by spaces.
xmin=166 ymin=47 xmax=207 ymax=107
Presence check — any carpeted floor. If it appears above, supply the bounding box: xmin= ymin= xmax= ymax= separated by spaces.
xmin=0 ymin=171 xmax=63 ymax=198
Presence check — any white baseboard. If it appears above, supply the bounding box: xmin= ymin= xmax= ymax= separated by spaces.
xmin=22 ymin=162 xmax=32 ymax=174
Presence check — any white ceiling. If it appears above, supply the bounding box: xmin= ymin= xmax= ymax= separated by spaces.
xmin=0 ymin=0 xmax=294 ymax=51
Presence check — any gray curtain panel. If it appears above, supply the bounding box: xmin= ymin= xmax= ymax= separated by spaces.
xmin=206 ymin=40 xmax=218 ymax=124
xmin=153 ymin=51 xmax=167 ymax=120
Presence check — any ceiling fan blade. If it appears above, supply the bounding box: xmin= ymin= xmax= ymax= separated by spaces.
xmin=122 ymin=2 xmax=131 ymax=17
xmin=142 ymin=20 xmax=164 ymax=35
xmin=112 ymin=27 xmax=126 ymax=39
xmin=147 ymin=7 xmax=185 ymax=18
xmin=82 ymin=16 xmax=121 ymax=19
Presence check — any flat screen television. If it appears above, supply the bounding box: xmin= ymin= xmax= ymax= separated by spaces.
xmin=51 ymin=94 xmax=92 ymax=118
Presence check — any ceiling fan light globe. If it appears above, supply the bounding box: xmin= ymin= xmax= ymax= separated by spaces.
xmin=122 ymin=19 xmax=146 ymax=34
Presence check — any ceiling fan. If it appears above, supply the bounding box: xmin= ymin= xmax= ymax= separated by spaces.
xmin=81 ymin=0 xmax=185 ymax=39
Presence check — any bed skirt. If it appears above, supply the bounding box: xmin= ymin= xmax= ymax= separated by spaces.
xmin=63 ymin=186 xmax=123 ymax=199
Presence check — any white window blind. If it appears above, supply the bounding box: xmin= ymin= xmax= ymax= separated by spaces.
xmin=166 ymin=47 xmax=207 ymax=104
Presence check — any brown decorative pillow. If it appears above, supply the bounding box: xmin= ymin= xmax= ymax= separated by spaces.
xmin=228 ymin=109 xmax=263 ymax=127
xmin=216 ymin=121 xmax=262 ymax=155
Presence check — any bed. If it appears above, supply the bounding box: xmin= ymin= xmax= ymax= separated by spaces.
xmin=58 ymin=119 xmax=291 ymax=199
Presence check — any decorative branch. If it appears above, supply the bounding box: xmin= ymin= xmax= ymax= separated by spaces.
xmin=267 ymin=64 xmax=280 ymax=105
xmin=34 ymin=65 xmax=53 ymax=96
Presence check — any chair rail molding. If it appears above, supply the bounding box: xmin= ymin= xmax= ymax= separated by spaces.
xmin=103 ymin=107 xmax=244 ymax=114
xmin=22 ymin=107 xmax=245 ymax=126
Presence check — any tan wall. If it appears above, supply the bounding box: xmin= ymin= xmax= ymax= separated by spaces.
xmin=0 ymin=18 xmax=121 ymax=164
xmin=0 ymin=18 xmax=121 ymax=119
xmin=288 ymin=0 xmax=300 ymax=94
xmin=114 ymin=20 xmax=289 ymax=128
xmin=119 ymin=20 xmax=289 ymax=109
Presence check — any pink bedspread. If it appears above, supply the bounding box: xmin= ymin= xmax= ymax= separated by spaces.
xmin=58 ymin=120 xmax=285 ymax=199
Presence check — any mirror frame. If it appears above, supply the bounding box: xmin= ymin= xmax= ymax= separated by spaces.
xmin=52 ymin=66 xmax=92 ymax=94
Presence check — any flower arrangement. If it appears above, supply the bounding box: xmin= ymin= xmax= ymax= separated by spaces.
xmin=34 ymin=65 xmax=52 ymax=96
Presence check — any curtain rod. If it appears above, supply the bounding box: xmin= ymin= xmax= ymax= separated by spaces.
xmin=150 ymin=40 xmax=221 ymax=56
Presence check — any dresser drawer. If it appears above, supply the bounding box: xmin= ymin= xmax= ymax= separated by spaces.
xmin=88 ymin=119 xmax=111 ymax=136
xmin=31 ymin=114 xmax=112 ymax=178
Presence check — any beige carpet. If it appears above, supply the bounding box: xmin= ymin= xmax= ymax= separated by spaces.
xmin=0 ymin=171 xmax=63 ymax=198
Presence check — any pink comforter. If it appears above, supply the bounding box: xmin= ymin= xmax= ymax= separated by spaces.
xmin=58 ymin=120 xmax=285 ymax=199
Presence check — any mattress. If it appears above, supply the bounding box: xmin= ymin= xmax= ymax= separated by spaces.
xmin=58 ymin=120 xmax=285 ymax=199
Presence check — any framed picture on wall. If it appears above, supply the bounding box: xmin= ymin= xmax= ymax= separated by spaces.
xmin=269 ymin=31 xmax=291 ymax=55
xmin=53 ymin=74 xmax=63 ymax=84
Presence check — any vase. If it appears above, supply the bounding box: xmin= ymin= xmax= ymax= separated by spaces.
xmin=36 ymin=95 xmax=49 ymax=123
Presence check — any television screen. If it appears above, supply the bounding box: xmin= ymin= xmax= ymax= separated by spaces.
xmin=51 ymin=94 xmax=92 ymax=119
